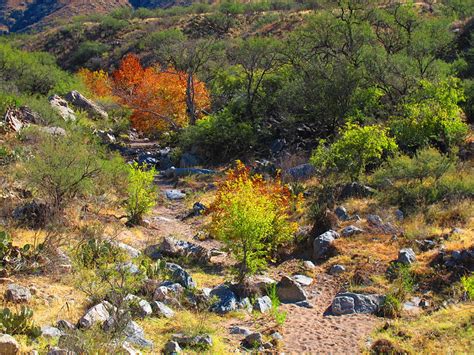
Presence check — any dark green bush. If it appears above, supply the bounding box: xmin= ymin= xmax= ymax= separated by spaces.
xmin=72 ymin=41 xmax=110 ymax=65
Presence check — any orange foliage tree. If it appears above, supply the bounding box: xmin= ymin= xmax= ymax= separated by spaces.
xmin=79 ymin=54 xmax=210 ymax=133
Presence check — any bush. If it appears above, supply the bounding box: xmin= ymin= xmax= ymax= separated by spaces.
xmin=0 ymin=306 xmax=41 ymax=338
xmin=209 ymin=161 xmax=300 ymax=283
xmin=372 ymin=148 xmax=473 ymax=212
xmin=179 ymin=109 xmax=257 ymax=163
xmin=72 ymin=41 xmax=110 ymax=65
xmin=311 ymin=123 xmax=397 ymax=182
xmin=75 ymin=237 xmax=125 ymax=268
xmin=461 ymin=275 xmax=474 ymax=300
xmin=23 ymin=127 xmax=105 ymax=217
xmin=380 ymin=293 xmax=402 ymax=318
xmin=125 ymin=162 xmax=157 ymax=225
xmin=267 ymin=283 xmax=287 ymax=326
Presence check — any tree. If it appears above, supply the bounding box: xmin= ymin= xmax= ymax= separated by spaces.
xmin=110 ymin=54 xmax=210 ymax=133
xmin=311 ymin=123 xmax=398 ymax=182
xmin=209 ymin=162 xmax=300 ymax=283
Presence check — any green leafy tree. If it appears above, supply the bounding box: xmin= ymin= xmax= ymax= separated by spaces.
xmin=311 ymin=123 xmax=398 ymax=182
xmin=126 ymin=162 xmax=157 ymax=226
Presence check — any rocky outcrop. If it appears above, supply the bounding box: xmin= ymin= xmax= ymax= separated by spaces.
xmin=78 ymin=301 xmax=113 ymax=329
xmin=331 ymin=292 xmax=385 ymax=315
xmin=65 ymin=91 xmax=108 ymax=120
xmin=0 ymin=334 xmax=20 ymax=355
xmin=49 ymin=95 xmax=76 ymax=121
xmin=313 ymin=230 xmax=339 ymax=260
xmin=397 ymin=248 xmax=416 ymax=265
xmin=4 ymin=284 xmax=32 ymax=303
xmin=276 ymin=276 xmax=308 ymax=303
xmin=210 ymin=284 xmax=238 ymax=314
xmin=165 ymin=263 xmax=196 ymax=289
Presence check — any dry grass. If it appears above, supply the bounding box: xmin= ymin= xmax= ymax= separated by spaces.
xmin=369 ymin=304 xmax=474 ymax=354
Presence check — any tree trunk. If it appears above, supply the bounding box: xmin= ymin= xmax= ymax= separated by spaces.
xmin=186 ymin=72 xmax=197 ymax=125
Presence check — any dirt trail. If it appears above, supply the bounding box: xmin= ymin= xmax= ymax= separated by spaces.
xmin=282 ymin=273 xmax=380 ymax=354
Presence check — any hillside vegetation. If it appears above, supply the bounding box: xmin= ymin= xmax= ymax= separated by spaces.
xmin=0 ymin=0 xmax=473 ymax=354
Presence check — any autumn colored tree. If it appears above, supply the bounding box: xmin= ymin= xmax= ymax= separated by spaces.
xmin=78 ymin=54 xmax=210 ymax=133
xmin=112 ymin=54 xmax=210 ymax=133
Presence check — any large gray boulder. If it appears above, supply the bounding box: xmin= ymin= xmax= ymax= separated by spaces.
xmin=331 ymin=292 xmax=385 ymax=315
xmin=0 ymin=334 xmax=20 ymax=355
xmin=151 ymin=301 xmax=175 ymax=319
xmin=341 ymin=225 xmax=364 ymax=237
xmin=165 ymin=190 xmax=186 ymax=200
xmin=165 ymin=263 xmax=196 ymax=289
xmin=153 ymin=282 xmax=184 ymax=306
xmin=334 ymin=206 xmax=349 ymax=221
xmin=122 ymin=321 xmax=153 ymax=349
xmin=209 ymin=284 xmax=238 ymax=314
xmin=253 ymin=296 xmax=272 ymax=313
xmin=5 ymin=284 xmax=31 ymax=303
xmin=49 ymin=95 xmax=76 ymax=121
xmin=78 ymin=301 xmax=113 ymax=329
xmin=313 ymin=230 xmax=339 ymax=260
xmin=276 ymin=276 xmax=307 ymax=303
xmin=172 ymin=333 xmax=212 ymax=349
xmin=164 ymin=340 xmax=182 ymax=354
xmin=65 ymin=91 xmax=108 ymax=120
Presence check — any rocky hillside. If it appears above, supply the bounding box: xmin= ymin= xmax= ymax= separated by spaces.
xmin=0 ymin=0 xmax=189 ymax=33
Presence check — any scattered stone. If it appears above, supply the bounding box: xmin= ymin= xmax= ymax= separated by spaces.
xmin=0 ymin=334 xmax=20 ymax=355
xmin=115 ymin=242 xmax=141 ymax=259
xmin=276 ymin=276 xmax=308 ymax=303
xmin=329 ymin=264 xmax=346 ymax=275
xmin=238 ymin=297 xmax=253 ymax=313
xmin=341 ymin=225 xmax=364 ymax=237
xmin=367 ymin=214 xmax=383 ymax=227
xmin=49 ymin=95 xmax=76 ymax=121
xmin=210 ymin=284 xmax=238 ymax=314
xmin=395 ymin=209 xmax=404 ymax=221
xmin=334 ymin=206 xmax=349 ymax=221
xmin=451 ymin=228 xmax=463 ymax=234
xmin=293 ymin=274 xmax=313 ymax=286
xmin=151 ymin=301 xmax=175 ymax=319
xmin=331 ymin=292 xmax=385 ymax=315
xmin=243 ymin=332 xmax=263 ymax=348
xmin=247 ymin=275 xmax=277 ymax=295
xmin=39 ymin=126 xmax=67 ymax=136
xmin=172 ymin=333 xmax=212 ymax=349
xmin=159 ymin=236 xmax=210 ymax=262
xmin=165 ymin=263 xmax=196 ymax=289
xmin=122 ymin=321 xmax=153 ymax=349
xmin=3 ymin=108 xmax=23 ymax=132
xmin=164 ymin=341 xmax=182 ymax=354
xmin=303 ymin=260 xmax=315 ymax=270
xmin=313 ymin=230 xmax=339 ymax=260
xmin=253 ymin=296 xmax=272 ymax=313
xmin=340 ymin=182 xmax=376 ymax=199
xmin=295 ymin=300 xmax=313 ymax=308
xmin=121 ymin=341 xmax=140 ymax=355
xmin=95 ymin=129 xmax=116 ymax=144
xmin=78 ymin=301 xmax=113 ymax=329
xmin=165 ymin=190 xmax=186 ymax=200
xmin=124 ymin=294 xmax=152 ymax=318
xmin=116 ymin=262 xmax=140 ymax=275
xmin=397 ymin=248 xmax=416 ymax=265
xmin=285 ymin=163 xmax=315 ymax=181
xmin=270 ymin=332 xmax=283 ymax=340
xmin=415 ymin=239 xmax=437 ymax=251
xmin=41 ymin=326 xmax=63 ymax=338
xmin=153 ymin=283 xmax=184 ymax=305
xmin=229 ymin=326 xmax=251 ymax=336
xmin=56 ymin=320 xmax=75 ymax=331
xmin=65 ymin=91 xmax=108 ymax=120
xmin=5 ymin=284 xmax=32 ymax=303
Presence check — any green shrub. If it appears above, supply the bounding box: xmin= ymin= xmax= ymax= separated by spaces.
xmin=75 ymin=238 xmax=125 ymax=268
xmin=72 ymin=41 xmax=110 ymax=65
xmin=179 ymin=110 xmax=256 ymax=163
xmin=0 ymin=307 xmax=41 ymax=338
xmin=267 ymin=283 xmax=287 ymax=326
xmin=461 ymin=275 xmax=474 ymax=300
xmin=311 ymin=123 xmax=397 ymax=182
xmin=380 ymin=293 xmax=402 ymax=318
xmin=126 ymin=162 xmax=157 ymax=226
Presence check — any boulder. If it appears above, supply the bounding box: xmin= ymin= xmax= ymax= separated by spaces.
xmin=243 ymin=332 xmax=263 ymax=348
xmin=95 ymin=130 xmax=116 ymax=144
xmin=247 ymin=275 xmax=277 ymax=295
xmin=3 ymin=109 xmax=23 ymax=132
xmin=165 ymin=190 xmax=186 ymax=200
xmin=49 ymin=95 xmax=76 ymax=121
xmin=165 ymin=263 xmax=196 ymax=289
xmin=115 ymin=242 xmax=141 ymax=259
xmin=56 ymin=320 xmax=75 ymax=331
xmin=229 ymin=326 xmax=251 ymax=336
xmin=341 ymin=225 xmax=364 ymax=237
xmin=164 ymin=341 xmax=182 ymax=354
xmin=124 ymin=294 xmax=152 ymax=318
xmin=276 ymin=276 xmax=307 ymax=303
xmin=78 ymin=301 xmax=113 ymax=329
xmin=0 ymin=334 xmax=20 ymax=355
xmin=303 ymin=260 xmax=315 ymax=270
xmin=395 ymin=209 xmax=404 ymax=221
xmin=41 ymin=326 xmax=63 ymax=338
xmin=209 ymin=284 xmax=238 ymax=314
xmin=116 ymin=262 xmax=140 ymax=275
xmin=153 ymin=282 xmax=184 ymax=305
xmin=122 ymin=320 xmax=153 ymax=349
xmin=397 ymin=248 xmax=416 ymax=265
xmin=151 ymin=301 xmax=175 ymax=319
xmin=38 ymin=126 xmax=67 ymax=136
xmin=329 ymin=264 xmax=346 ymax=275
xmin=331 ymin=292 xmax=385 ymax=315
xmin=313 ymin=230 xmax=339 ymax=260
xmin=367 ymin=214 xmax=383 ymax=227
xmin=172 ymin=333 xmax=212 ymax=349
xmin=340 ymin=182 xmax=376 ymax=199
xmin=159 ymin=236 xmax=210 ymax=262
xmin=334 ymin=206 xmax=349 ymax=221
xmin=3 ymin=106 xmax=43 ymax=132
xmin=5 ymin=284 xmax=31 ymax=303
xmin=65 ymin=91 xmax=108 ymax=120
xmin=285 ymin=163 xmax=315 ymax=181
xmin=293 ymin=274 xmax=313 ymax=286
xmin=253 ymin=296 xmax=272 ymax=313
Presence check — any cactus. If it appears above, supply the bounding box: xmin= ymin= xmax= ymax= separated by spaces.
xmin=0 ymin=306 xmax=41 ymax=338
